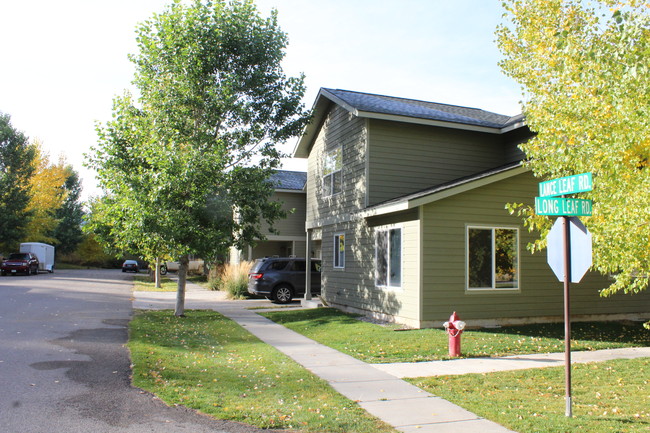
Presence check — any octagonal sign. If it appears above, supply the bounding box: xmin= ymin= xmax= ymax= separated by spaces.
xmin=547 ymin=217 xmax=592 ymax=283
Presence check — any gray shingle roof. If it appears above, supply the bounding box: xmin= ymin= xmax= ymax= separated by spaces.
xmin=269 ymin=170 xmax=307 ymax=191
xmin=322 ymin=88 xmax=518 ymax=129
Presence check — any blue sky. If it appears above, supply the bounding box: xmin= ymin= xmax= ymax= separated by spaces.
xmin=0 ymin=0 xmax=521 ymax=199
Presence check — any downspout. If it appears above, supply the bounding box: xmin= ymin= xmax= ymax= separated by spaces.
xmin=305 ymin=229 xmax=313 ymax=300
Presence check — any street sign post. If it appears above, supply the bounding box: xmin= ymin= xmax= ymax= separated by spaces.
xmin=537 ymin=173 xmax=593 ymax=418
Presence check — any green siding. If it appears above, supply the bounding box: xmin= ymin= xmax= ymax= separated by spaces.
xmin=320 ymin=217 xmax=422 ymax=326
xmin=420 ymin=172 xmax=650 ymax=325
xmin=503 ymin=127 xmax=528 ymax=163
xmin=246 ymin=191 xmax=306 ymax=261
xmin=304 ymin=107 xmax=424 ymax=324
xmin=306 ymin=105 xmax=366 ymax=225
xmin=367 ymin=120 xmax=507 ymax=205
xmin=265 ymin=191 xmax=305 ymax=237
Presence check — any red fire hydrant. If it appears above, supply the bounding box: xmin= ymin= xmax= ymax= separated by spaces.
xmin=443 ymin=312 xmax=466 ymax=357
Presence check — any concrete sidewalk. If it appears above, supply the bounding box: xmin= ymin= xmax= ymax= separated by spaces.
xmin=374 ymin=346 xmax=650 ymax=378
xmin=132 ymin=281 xmax=648 ymax=433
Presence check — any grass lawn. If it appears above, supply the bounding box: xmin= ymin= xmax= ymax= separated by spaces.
xmin=187 ymin=275 xmax=209 ymax=287
xmin=132 ymin=274 xmax=210 ymax=292
xmin=133 ymin=275 xmax=178 ymax=292
xmin=409 ymin=358 xmax=650 ymax=433
xmin=261 ymin=308 xmax=650 ymax=363
xmin=128 ymin=310 xmax=397 ymax=433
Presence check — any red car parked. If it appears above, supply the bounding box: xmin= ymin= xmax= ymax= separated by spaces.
xmin=1 ymin=253 xmax=40 ymax=276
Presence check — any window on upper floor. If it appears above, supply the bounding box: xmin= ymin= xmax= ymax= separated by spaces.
xmin=467 ymin=226 xmax=519 ymax=291
xmin=376 ymin=226 xmax=402 ymax=289
xmin=323 ymin=147 xmax=342 ymax=197
xmin=333 ymin=233 xmax=345 ymax=269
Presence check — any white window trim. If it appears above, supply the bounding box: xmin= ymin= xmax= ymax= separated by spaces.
xmin=466 ymin=225 xmax=520 ymax=292
xmin=375 ymin=225 xmax=403 ymax=290
xmin=333 ymin=232 xmax=345 ymax=269
xmin=322 ymin=146 xmax=342 ymax=197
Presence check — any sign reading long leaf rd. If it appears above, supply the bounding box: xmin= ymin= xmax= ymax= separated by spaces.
xmin=535 ymin=197 xmax=593 ymax=216
xmin=538 ymin=172 xmax=593 ymax=197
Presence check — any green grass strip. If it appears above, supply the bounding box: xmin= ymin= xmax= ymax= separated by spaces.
xmin=133 ymin=275 xmax=178 ymax=292
xmin=261 ymin=308 xmax=650 ymax=363
xmin=132 ymin=274 xmax=213 ymax=292
xmin=409 ymin=358 xmax=650 ymax=432
xmin=128 ymin=310 xmax=397 ymax=433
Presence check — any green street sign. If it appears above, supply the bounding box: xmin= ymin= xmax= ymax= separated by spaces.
xmin=539 ymin=173 xmax=593 ymax=198
xmin=535 ymin=197 xmax=593 ymax=216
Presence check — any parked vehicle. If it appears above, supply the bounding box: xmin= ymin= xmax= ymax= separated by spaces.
xmin=165 ymin=258 xmax=204 ymax=273
xmin=247 ymin=257 xmax=321 ymax=304
xmin=122 ymin=260 xmax=139 ymax=273
xmin=20 ymin=242 xmax=55 ymax=273
xmin=1 ymin=253 xmax=40 ymax=276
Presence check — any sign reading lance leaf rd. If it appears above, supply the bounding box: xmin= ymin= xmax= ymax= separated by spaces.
xmin=538 ymin=172 xmax=593 ymax=198
xmin=535 ymin=197 xmax=593 ymax=216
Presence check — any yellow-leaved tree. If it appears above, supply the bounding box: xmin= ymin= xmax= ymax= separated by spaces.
xmin=497 ymin=1 xmax=649 ymax=304
xmin=24 ymin=141 xmax=69 ymax=243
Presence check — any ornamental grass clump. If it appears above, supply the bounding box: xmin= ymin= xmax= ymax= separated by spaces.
xmin=217 ymin=261 xmax=253 ymax=299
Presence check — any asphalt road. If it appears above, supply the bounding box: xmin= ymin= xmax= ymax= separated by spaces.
xmin=0 ymin=269 xmax=279 ymax=433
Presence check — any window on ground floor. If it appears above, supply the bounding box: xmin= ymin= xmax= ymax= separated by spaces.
xmin=333 ymin=233 xmax=345 ymax=269
xmin=467 ymin=226 xmax=519 ymax=290
xmin=376 ymin=226 xmax=402 ymax=288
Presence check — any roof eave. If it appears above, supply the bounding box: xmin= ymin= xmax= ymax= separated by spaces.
xmin=356 ymin=110 xmax=503 ymax=134
xmin=293 ymin=89 xmax=343 ymax=158
xmin=500 ymin=115 xmax=527 ymax=133
xmin=274 ymin=188 xmax=306 ymax=194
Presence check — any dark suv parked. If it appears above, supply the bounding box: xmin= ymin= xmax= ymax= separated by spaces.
xmin=247 ymin=257 xmax=321 ymax=304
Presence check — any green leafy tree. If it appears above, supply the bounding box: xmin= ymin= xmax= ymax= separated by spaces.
xmin=0 ymin=113 xmax=36 ymax=254
xmin=74 ymin=233 xmax=118 ymax=268
xmin=84 ymin=194 xmax=175 ymax=288
xmin=86 ymin=0 xmax=308 ymax=315
xmin=50 ymin=166 xmax=85 ymax=254
xmin=497 ymin=0 xmax=650 ymax=302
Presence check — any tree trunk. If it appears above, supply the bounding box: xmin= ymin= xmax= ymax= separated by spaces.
xmin=175 ymin=255 xmax=189 ymax=317
xmin=155 ymin=257 xmax=161 ymax=289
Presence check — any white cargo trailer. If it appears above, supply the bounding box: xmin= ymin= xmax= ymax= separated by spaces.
xmin=20 ymin=243 xmax=55 ymax=273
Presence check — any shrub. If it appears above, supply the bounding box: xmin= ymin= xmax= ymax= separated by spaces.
xmin=58 ymin=234 xmax=120 ymax=268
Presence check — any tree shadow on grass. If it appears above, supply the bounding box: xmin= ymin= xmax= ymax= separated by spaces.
xmin=470 ymin=321 xmax=650 ymax=345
